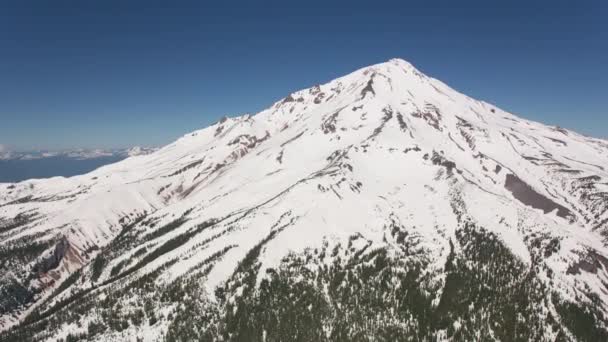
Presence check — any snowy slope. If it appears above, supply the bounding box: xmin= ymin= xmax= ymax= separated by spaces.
xmin=1 ymin=58 xmax=608 ymax=341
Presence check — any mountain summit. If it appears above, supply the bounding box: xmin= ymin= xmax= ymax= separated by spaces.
xmin=1 ymin=59 xmax=608 ymax=341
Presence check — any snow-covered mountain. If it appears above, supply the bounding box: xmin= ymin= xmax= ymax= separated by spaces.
xmin=1 ymin=58 xmax=607 ymax=341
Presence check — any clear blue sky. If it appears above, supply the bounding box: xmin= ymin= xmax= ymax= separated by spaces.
xmin=1 ymin=0 xmax=606 ymax=151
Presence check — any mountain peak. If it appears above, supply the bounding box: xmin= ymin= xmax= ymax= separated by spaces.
xmin=387 ymin=57 xmax=416 ymax=68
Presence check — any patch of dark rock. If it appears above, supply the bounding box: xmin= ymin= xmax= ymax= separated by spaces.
xmin=404 ymin=146 xmax=421 ymax=154
xmin=555 ymin=169 xmax=582 ymax=174
xmin=228 ymin=134 xmax=252 ymax=146
xmin=357 ymin=144 xmax=369 ymax=153
xmin=330 ymin=83 xmax=343 ymax=94
xmin=250 ymin=132 xmax=270 ymax=148
xmin=495 ymin=165 xmax=502 ymax=173
xmin=501 ymin=133 xmax=523 ymax=154
xmin=185 ymin=163 xmax=225 ymax=197
xmin=321 ymin=110 xmax=341 ymax=134
xmin=325 ymin=149 xmax=349 ymax=164
xmin=544 ymin=161 xmax=570 ymax=168
xmin=456 ymin=118 xmax=477 ymax=150
xmin=411 ymin=103 xmax=442 ymax=131
xmin=276 ymin=150 xmax=284 ymax=164
xmin=313 ymin=92 xmax=326 ymax=104
xmin=265 ymin=169 xmax=282 ymax=177
xmin=228 ymin=132 xmax=271 ymax=149
xmin=360 ymin=76 xmax=375 ymax=98
xmin=350 ymin=181 xmax=363 ymax=193
xmin=553 ymin=126 xmax=569 ymax=135
xmin=367 ymin=107 xmax=393 ymax=140
xmin=448 ymin=133 xmax=465 ymax=151
xmin=352 ymin=105 xmax=363 ymax=111
xmin=157 ymin=183 xmax=172 ymax=195
xmin=211 ymin=160 xmax=226 ymax=176
xmin=282 ymin=94 xmax=296 ymax=103
xmin=509 ymin=133 xmax=527 ymax=145
xmin=455 ymin=116 xmax=473 ymax=128
xmin=545 ymin=136 xmax=567 ymax=146
xmin=396 ymin=112 xmax=408 ymax=131
xmin=31 ymin=237 xmax=70 ymax=274
xmin=280 ymin=130 xmax=306 ymax=147
xmin=214 ymin=125 xmax=224 ymax=137
xmin=230 ymin=147 xmax=250 ymax=160
xmin=504 ymin=174 xmax=572 ymax=218
xmin=330 ymin=186 xmax=343 ymax=200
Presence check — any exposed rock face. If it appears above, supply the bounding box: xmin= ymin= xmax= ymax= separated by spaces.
xmin=504 ymin=174 xmax=572 ymax=219
xmin=1 ymin=58 xmax=608 ymax=341
xmin=31 ymin=237 xmax=70 ymax=275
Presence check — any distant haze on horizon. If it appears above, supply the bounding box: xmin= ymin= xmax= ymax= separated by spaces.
xmin=1 ymin=0 xmax=606 ymax=151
